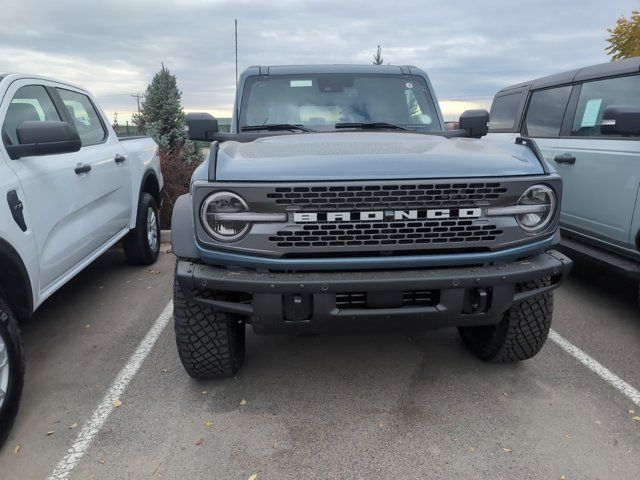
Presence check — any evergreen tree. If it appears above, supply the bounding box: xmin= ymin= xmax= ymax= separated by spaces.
xmin=134 ymin=64 xmax=199 ymax=163
xmin=373 ymin=45 xmax=384 ymax=65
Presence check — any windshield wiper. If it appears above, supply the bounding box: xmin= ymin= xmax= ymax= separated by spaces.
xmin=334 ymin=122 xmax=409 ymax=131
xmin=241 ymin=124 xmax=314 ymax=132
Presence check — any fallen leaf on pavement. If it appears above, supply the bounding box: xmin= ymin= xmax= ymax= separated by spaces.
xmin=13 ymin=444 xmax=20 ymax=454
xmin=146 ymin=269 xmax=160 ymax=275
xmin=633 ymin=416 xmax=640 ymax=422
xmin=248 ymin=475 xmax=258 ymax=480
xmin=113 ymin=399 xmax=123 ymax=408
xmin=240 ymin=399 xmax=247 ymax=406
xmin=195 ymin=438 xmax=204 ymax=446
xmin=564 ymin=434 xmax=571 ymax=439
xmin=46 ymin=431 xmax=55 ymax=436
xmin=502 ymin=448 xmax=511 ymax=453
xmin=502 ymin=392 xmax=509 ymax=397
xmin=201 ymin=390 xmax=208 ymax=395
xmin=69 ymin=423 xmax=78 ymax=429
xmin=205 ymin=421 xmax=214 ymax=428
xmin=560 ymin=475 xmax=566 ymax=480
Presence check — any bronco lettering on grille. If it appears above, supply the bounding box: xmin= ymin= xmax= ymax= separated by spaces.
xmin=293 ymin=208 xmax=482 ymax=223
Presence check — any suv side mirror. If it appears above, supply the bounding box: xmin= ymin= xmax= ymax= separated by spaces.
xmin=602 ymin=106 xmax=640 ymax=136
xmin=459 ymin=109 xmax=489 ymax=138
xmin=5 ymin=121 xmax=81 ymax=160
xmin=186 ymin=112 xmax=219 ymax=141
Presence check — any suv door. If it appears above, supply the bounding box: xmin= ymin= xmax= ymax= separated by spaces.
xmin=551 ymin=74 xmax=640 ymax=248
xmin=520 ymin=85 xmax=573 ymax=166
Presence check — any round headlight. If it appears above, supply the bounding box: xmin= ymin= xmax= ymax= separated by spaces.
xmin=516 ymin=184 xmax=556 ymax=232
xmin=200 ymin=191 xmax=250 ymax=242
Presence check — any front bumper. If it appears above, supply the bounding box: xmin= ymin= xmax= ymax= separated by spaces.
xmin=176 ymin=250 xmax=572 ymax=333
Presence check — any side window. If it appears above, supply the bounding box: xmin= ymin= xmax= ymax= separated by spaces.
xmin=571 ymin=75 xmax=640 ymax=137
xmin=523 ymin=86 xmax=572 ymax=137
xmin=56 ymin=88 xmax=107 ymax=146
xmin=489 ymin=92 xmax=523 ymax=131
xmin=2 ymin=85 xmax=61 ymax=145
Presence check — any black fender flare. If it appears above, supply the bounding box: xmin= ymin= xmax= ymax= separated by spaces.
xmin=171 ymin=194 xmax=198 ymax=259
xmin=0 ymin=238 xmax=33 ymax=321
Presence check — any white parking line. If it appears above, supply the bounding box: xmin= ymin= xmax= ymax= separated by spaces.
xmin=549 ymin=329 xmax=640 ymax=407
xmin=47 ymin=301 xmax=173 ymax=480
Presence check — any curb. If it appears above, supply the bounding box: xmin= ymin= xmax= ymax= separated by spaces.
xmin=161 ymin=229 xmax=171 ymax=244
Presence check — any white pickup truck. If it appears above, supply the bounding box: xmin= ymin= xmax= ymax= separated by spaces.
xmin=0 ymin=73 xmax=163 ymax=445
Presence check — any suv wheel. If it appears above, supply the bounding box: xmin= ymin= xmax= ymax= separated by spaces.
xmin=458 ymin=279 xmax=553 ymax=362
xmin=0 ymin=297 xmax=24 ymax=448
xmin=173 ymin=277 xmax=245 ymax=379
xmin=123 ymin=192 xmax=160 ymax=265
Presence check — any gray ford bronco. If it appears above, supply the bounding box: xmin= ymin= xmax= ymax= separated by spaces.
xmin=171 ymin=65 xmax=572 ymax=378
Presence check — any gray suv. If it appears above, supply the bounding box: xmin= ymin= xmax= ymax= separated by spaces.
xmin=171 ymin=65 xmax=571 ymax=378
xmin=487 ymin=57 xmax=640 ymax=282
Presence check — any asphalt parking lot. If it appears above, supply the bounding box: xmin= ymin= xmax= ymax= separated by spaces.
xmin=0 ymin=245 xmax=639 ymax=479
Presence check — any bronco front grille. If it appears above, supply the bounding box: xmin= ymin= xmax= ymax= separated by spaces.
xmin=269 ymin=219 xmax=503 ymax=248
xmin=193 ymin=177 xmax=558 ymax=260
xmin=266 ymin=182 xmax=508 ymax=209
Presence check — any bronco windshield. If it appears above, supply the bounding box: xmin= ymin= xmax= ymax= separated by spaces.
xmin=239 ymin=73 xmax=441 ymax=132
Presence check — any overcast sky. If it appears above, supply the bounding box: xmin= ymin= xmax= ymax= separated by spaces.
xmin=1 ymin=0 xmax=636 ymax=122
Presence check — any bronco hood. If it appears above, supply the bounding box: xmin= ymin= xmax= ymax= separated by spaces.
xmin=214 ymin=132 xmax=544 ymax=181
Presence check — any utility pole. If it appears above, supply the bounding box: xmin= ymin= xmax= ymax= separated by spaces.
xmin=235 ymin=19 xmax=238 ymax=87
xmin=131 ymin=93 xmax=142 ymax=114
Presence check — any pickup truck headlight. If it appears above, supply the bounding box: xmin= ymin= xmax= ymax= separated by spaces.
xmin=516 ymin=184 xmax=556 ymax=232
xmin=200 ymin=191 xmax=250 ymax=241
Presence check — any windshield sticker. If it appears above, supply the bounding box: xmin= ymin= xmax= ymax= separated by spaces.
xmin=290 ymin=80 xmax=313 ymax=87
xmin=581 ymin=98 xmax=602 ymax=127
xmin=405 ymin=82 xmax=413 ymax=89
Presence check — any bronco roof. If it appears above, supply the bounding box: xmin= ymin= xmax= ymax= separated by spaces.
xmin=497 ymin=56 xmax=640 ymax=93
xmin=243 ymin=64 xmax=425 ymax=76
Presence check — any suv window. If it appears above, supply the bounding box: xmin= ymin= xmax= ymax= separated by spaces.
xmin=2 ymin=85 xmax=61 ymax=145
xmin=523 ymin=86 xmax=572 ymax=137
xmin=240 ymin=74 xmax=440 ymax=132
xmin=489 ymin=92 xmax=523 ymax=131
xmin=56 ymin=88 xmax=107 ymax=146
xmin=571 ymin=75 xmax=640 ymax=137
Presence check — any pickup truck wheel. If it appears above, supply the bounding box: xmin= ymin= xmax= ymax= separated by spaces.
xmin=0 ymin=297 xmax=24 ymax=448
xmin=123 ymin=193 xmax=160 ymax=265
xmin=458 ymin=278 xmax=553 ymax=362
xmin=173 ymin=278 xmax=245 ymax=379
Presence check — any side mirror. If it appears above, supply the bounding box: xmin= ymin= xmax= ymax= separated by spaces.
xmin=185 ymin=112 xmax=219 ymax=141
xmin=5 ymin=121 xmax=81 ymax=160
xmin=459 ymin=109 xmax=489 ymax=138
xmin=602 ymin=106 xmax=640 ymax=136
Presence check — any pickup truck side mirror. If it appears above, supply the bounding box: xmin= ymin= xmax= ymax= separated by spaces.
xmin=186 ymin=112 xmax=219 ymax=141
xmin=459 ymin=109 xmax=489 ymax=138
xmin=5 ymin=121 xmax=81 ymax=160
xmin=601 ymin=106 xmax=640 ymax=136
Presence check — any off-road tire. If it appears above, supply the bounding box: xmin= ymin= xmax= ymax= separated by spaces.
xmin=123 ymin=193 xmax=160 ymax=265
xmin=458 ymin=278 xmax=553 ymax=362
xmin=0 ymin=297 xmax=24 ymax=448
xmin=173 ymin=278 xmax=245 ymax=379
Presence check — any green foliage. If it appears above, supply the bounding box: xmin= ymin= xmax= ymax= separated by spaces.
xmin=606 ymin=11 xmax=640 ymax=61
xmin=373 ymin=45 xmax=384 ymax=65
xmin=134 ymin=64 xmax=201 ymax=163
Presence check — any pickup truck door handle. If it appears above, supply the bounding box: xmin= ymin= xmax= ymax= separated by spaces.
xmin=553 ymin=154 xmax=576 ymax=165
xmin=114 ymin=154 xmax=127 ymax=164
xmin=74 ymin=163 xmax=92 ymax=175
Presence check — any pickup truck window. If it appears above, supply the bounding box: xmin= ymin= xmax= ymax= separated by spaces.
xmin=571 ymin=74 xmax=640 ymax=137
xmin=489 ymin=92 xmax=523 ymax=131
xmin=239 ymin=74 xmax=439 ymax=132
xmin=56 ymin=88 xmax=107 ymax=146
xmin=2 ymin=85 xmax=61 ymax=145
xmin=523 ymin=86 xmax=572 ymax=137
